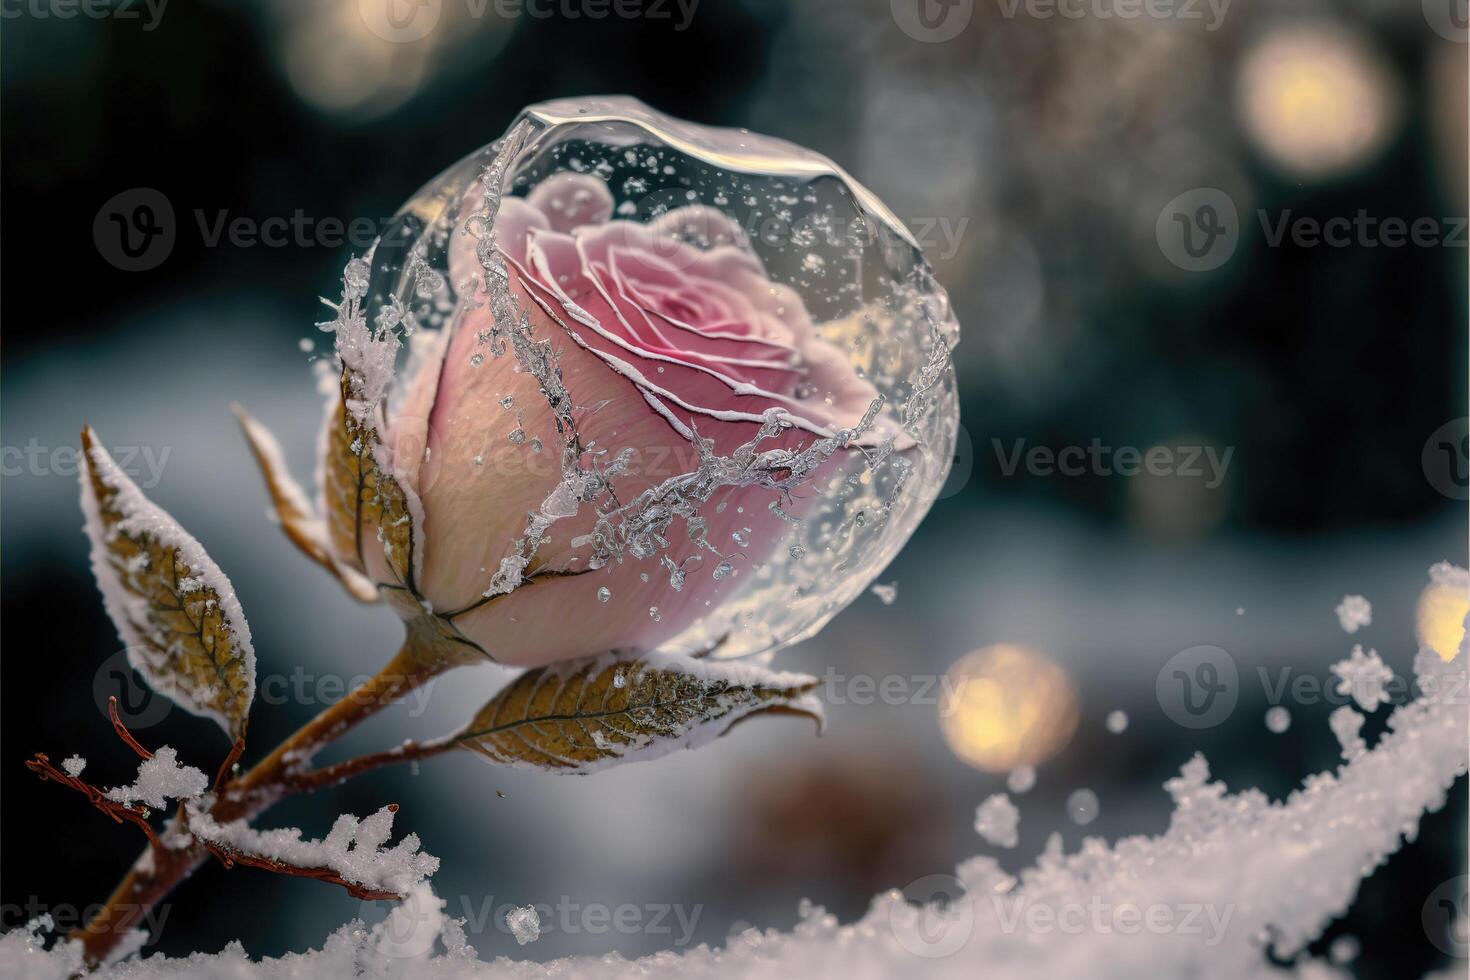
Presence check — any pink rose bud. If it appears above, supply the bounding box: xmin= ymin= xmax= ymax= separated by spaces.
xmin=336 ymin=98 xmax=958 ymax=667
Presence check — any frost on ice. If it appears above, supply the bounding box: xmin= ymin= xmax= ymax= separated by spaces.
xmin=973 ymin=793 xmax=1019 ymax=849
xmin=1334 ymin=594 xmax=1372 ymax=634
xmin=1329 ymin=645 xmax=1394 ymax=712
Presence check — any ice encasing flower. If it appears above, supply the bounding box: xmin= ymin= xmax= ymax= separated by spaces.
xmin=326 ymin=98 xmax=960 ymax=666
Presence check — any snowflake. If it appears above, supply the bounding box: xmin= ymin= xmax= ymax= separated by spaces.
xmin=974 ymin=792 xmax=1020 ymax=849
xmin=1334 ymin=594 xmax=1372 ymax=634
xmin=1330 ymin=645 xmax=1394 ymax=712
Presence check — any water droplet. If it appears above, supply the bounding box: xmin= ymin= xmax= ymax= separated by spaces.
xmin=500 ymin=396 xmax=515 ymax=409
xmin=508 ymin=428 xmax=526 ymax=445
xmin=649 ymin=606 xmax=661 ymax=622
xmin=1066 ymin=788 xmax=1099 ymax=826
xmin=612 ymin=672 xmax=626 ymax=689
xmin=596 ymin=587 xmax=611 ymax=603
xmin=714 ymin=561 xmax=734 ymax=580
xmin=789 ymin=545 xmax=806 ymax=560
xmin=530 ymin=438 xmax=543 ymax=453
xmin=469 ymin=352 xmax=485 ymax=367
xmin=1265 ymin=705 xmax=1292 ymax=733
xmin=731 ymin=528 xmax=751 ymax=548
xmin=1105 ymin=710 xmax=1129 ymax=734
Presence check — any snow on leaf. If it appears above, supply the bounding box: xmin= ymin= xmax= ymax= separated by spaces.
xmin=232 ymin=403 xmax=380 ymax=603
xmin=455 ymin=652 xmax=823 ymax=773
xmin=80 ymin=427 xmax=255 ymax=738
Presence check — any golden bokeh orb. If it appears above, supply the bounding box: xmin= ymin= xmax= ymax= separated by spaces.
xmin=1416 ymin=566 xmax=1469 ymax=662
xmin=939 ymin=645 xmax=1079 ymax=773
xmin=1237 ymin=25 xmax=1399 ymax=179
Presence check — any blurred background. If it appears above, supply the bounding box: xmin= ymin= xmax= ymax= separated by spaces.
xmin=2 ymin=0 xmax=1466 ymax=976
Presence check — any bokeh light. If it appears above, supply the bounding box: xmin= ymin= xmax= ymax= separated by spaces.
xmin=1236 ymin=24 xmax=1399 ymax=179
xmin=938 ymin=645 xmax=1079 ymax=773
xmin=1416 ymin=569 xmax=1469 ymax=662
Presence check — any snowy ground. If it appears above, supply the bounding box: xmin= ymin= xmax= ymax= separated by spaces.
xmin=4 ymin=567 xmax=1464 ymax=980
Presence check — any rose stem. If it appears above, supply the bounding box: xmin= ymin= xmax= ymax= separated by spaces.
xmin=70 ymin=637 xmax=451 ymax=969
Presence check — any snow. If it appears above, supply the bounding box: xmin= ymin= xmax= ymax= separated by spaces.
xmin=1329 ymin=645 xmax=1394 ymax=712
xmin=376 ymin=884 xmax=446 ymax=960
xmin=869 ymin=582 xmax=898 ymax=605
xmin=103 ymin=748 xmax=208 ymax=810
xmin=1334 ymin=594 xmax=1372 ymax=634
xmin=974 ymin=793 xmax=1020 ymax=849
xmin=1328 ymin=706 xmax=1366 ymax=760
xmin=185 ymin=804 xmax=440 ymax=897
xmin=61 ymin=755 xmax=86 ymax=778
xmin=6 ymin=565 xmax=1466 ymax=978
xmin=504 ymin=906 xmax=541 ymax=946
xmin=1006 ymin=765 xmax=1036 ymax=794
